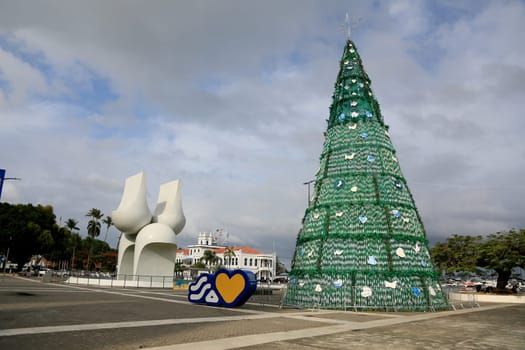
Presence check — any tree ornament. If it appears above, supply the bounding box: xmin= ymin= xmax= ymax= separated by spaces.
xmin=361 ymin=286 xmax=372 ymax=297
xmin=334 ymin=179 xmax=345 ymax=189
xmin=333 ymin=279 xmax=343 ymax=288
xmin=367 ymin=256 xmax=378 ymax=265
xmin=385 ymin=280 xmax=398 ymax=289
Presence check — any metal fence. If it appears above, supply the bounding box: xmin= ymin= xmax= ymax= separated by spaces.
xmin=442 ymin=286 xmax=480 ymax=310
xmin=65 ymin=273 xmax=175 ymax=288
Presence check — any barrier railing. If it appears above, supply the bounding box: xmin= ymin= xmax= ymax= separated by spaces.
xmin=443 ymin=286 xmax=480 ymax=310
xmin=65 ymin=274 xmax=175 ymax=289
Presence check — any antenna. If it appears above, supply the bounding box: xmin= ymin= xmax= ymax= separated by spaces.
xmin=342 ymin=12 xmax=362 ymax=39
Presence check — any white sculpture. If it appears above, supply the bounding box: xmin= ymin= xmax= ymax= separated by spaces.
xmin=112 ymin=172 xmax=185 ymax=278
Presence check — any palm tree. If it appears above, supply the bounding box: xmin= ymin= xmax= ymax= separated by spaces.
xmin=65 ymin=218 xmax=80 ymax=270
xmin=65 ymin=218 xmax=79 ymax=233
xmin=86 ymin=208 xmax=104 ymax=270
xmin=86 ymin=208 xmax=103 ymax=239
xmin=224 ymin=246 xmax=236 ymax=268
xmin=102 ymin=216 xmax=113 ymax=242
xmin=201 ymin=250 xmax=218 ymax=270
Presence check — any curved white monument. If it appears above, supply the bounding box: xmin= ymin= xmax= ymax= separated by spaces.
xmin=112 ymin=172 xmax=152 ymax=235
xmin=112 ymin=172 xmax=185 ymax=278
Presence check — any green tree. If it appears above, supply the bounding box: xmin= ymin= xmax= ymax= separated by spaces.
xmin=86 ymin=208 xmax=104 ymax=270
xmin=223 ymin=246 xmax=236 ymax=268
xmin=69 ymin=233 xmax=83 ymax=270
xmin=191 ymin=261 xmax=206 ymax=269
xmin=174 ymin=262 xmax=184 ymax=279
xmin=102 ymin=216 xmax=113 ymax=243
xmin=86 ymin=208 xmax=103 ymax=239
xmin=479 ymin=229 xmax=525 ymax=289
xmin=65 ymin=218 xmax=79 ymax=233
xmin=201 ymin=250 xmax=218 ymax=270
xmin=0 ymin=203 xmax=57 ymax=270
xmin=430 ymin=234 xmax=483 ymax=274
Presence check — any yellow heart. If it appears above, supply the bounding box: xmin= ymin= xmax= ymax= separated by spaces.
xmin=215 ymin=273 xmax=246 ymax=304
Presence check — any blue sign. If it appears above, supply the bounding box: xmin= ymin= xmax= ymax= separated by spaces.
xmin=0 ymin=169 xmax=5 ymax=200
xmin=188 ymin=269 xmax=257 ymax=308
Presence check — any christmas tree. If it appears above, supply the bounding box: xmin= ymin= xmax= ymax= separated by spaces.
xmin=283 ymin=39 xmax=449 ymax=311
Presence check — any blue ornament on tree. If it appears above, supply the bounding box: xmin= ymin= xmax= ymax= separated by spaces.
xmin=360 ymin=132 xmax=368 ymax=139
xmin=367 ymin=256 xmax=378 ymax=265
xmin=339 ymin=113 xmax=346 ymax=122
xmin=412 ymin=287 xmax=421 ymax=297
xmin=334 ymin=179 xmax=345 ymax=189
xmin=367 ymin=155 xmax=375 ymax=162
xmin=365 ymin=111 xmax=373 ymax=118
xmin=394 ymin=180 xmax=403 ymax=190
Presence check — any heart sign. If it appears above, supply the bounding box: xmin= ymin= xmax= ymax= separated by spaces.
xmin=188 ymin=269 xmax=257 ymax=308
xmin=216 ymin=271 xmax=247 ymax=304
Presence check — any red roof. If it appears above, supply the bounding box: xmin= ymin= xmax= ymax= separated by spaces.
xmin=212 ymin=246 xmax=264 ymax=255
xmin=176 ymin=249 xmax=189 ymax=255
xmin=177 ymin=246 xmax=267 ymax=255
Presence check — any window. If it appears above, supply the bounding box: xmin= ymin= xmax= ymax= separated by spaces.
xmin=244 ymin=258 xmax=247 ymax=266
xmin=255 ymin=259 xmax=257 ymax=266
xmin=249 ymin=259 xmax=252 ymax=266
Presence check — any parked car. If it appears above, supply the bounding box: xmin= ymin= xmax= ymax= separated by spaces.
xmin=273 ymin=273 xmax=289 ymax=284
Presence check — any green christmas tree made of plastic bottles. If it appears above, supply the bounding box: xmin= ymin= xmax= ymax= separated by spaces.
xmin=283 ymin=39 xmax=449 ymax=312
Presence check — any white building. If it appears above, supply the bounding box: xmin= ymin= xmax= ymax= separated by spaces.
xmin=176 ymin=232 xmax=276 ymax=281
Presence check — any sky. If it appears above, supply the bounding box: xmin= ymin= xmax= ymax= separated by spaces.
xmin=1 ymin=0 xmax=524 ymax=268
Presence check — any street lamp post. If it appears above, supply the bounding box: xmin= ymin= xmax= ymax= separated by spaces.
xmin=0 ymin=168 xmax=21 ymax=201
xmin=2 ymin=236 xmax=12 ymax=275
xmin=303 ymin=180 xmax=315 ymax=206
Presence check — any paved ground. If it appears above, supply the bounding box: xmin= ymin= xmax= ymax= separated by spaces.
xmin=1 ymin=275 xmax=524 ymax=349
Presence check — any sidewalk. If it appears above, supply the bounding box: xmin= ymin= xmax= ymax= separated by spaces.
xmin=148 ymin=303 xmax=525 ymax=350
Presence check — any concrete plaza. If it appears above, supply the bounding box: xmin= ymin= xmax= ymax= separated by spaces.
xmin=0 ymin=275 xmax=523 ymax=349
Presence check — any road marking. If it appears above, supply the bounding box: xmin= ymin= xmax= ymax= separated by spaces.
xmin=145 ymin=304 xmax=516 ymax=350
xmin=0 ymin=314 xmax=280 ymax=337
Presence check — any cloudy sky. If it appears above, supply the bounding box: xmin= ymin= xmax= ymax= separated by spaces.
xmin=1 ymin=0 xmax=524 ymax=267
